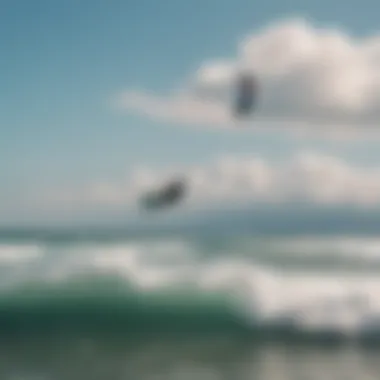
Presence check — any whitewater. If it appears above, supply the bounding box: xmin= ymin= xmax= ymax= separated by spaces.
xmin=1 ymin=230 xmax=380 ymax=342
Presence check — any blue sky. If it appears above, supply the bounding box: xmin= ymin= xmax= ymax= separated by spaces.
xmin=2 ymin=0 xmax=380 ymax=224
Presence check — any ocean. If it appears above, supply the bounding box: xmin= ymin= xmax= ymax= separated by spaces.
xmin=1 ymin=210 xmax=380 ymax=379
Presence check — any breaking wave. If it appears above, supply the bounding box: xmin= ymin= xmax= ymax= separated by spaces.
xmin=0 ymin=235 xmax=380 ymax=344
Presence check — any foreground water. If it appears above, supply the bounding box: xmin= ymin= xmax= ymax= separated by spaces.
xmin=1 ymin=224 xmax=380 ymax=379
xmin=3 ymin=335 xmax=380 ymax=379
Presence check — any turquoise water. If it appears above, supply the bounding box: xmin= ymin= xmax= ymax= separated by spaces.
xmin=1 ymin=225 xmax=380 ymax=379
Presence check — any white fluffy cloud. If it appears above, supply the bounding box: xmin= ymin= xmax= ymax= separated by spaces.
xmin=117 ymin=18 xmax=380 ymax=131
xmin=48 ymin=152 xmax=380 ymax=210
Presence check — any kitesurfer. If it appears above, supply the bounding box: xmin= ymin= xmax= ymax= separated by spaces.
xmin=140 ymin=178 xmax=186 ymax=211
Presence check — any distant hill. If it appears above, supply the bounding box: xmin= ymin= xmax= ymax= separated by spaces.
xmin=1 ymin=203 xmax=380 ymax=240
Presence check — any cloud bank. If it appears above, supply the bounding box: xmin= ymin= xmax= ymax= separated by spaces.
xmin=48 ymin=152 xmax=380 ymax=211
xmin=117 ymin=18 xmax=380 ymax=132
